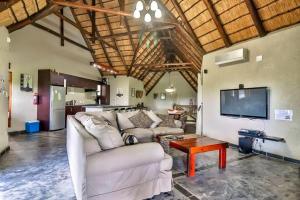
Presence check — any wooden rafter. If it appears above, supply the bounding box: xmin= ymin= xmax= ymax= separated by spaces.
xmin=53 ymin=11 xmax=117 ymax=50
xmin=60 ymin=8 xmax=64 ymax=46
xmin=149 ymin=66 xmax=191 ymax=72
xmin=170 ymin=0 xmax=206 ymax=54
xmin=82 ymin=0 xmax=114 ymax=71
xmin=53 ymin=0 xmax=132 ymax=17
xmin=244 ymin=0 xmax=266 ymax=37
xmin=32 ymin=22 xmax=91 ymax=52
xmin=179 ymin=71 xmax=197 ymax=92
xmin=157 ymin=0 xmax=205 ymax=55
xmin=138 ymin=50 xmax=165 ymax=80
xmin=8 ymin=3 xmax=60 ymax=32
xmin=146 ymin=72 xmax=166 ymax=95
xmin=71 ymin=8 xmax=102 ymax=76
xmin=0 ymin=0 xmax=20 ymax=12
xmin=137 ymin=49 xmax=165 ymax=79
xmin=98 ymin=0 xmax=127 ymax=71
xmin=100 ymin=25 xmax=175 ymax=39
xmin=203 ymin=0 xmax=231 ymax=47
xmin=128 ymin=30 xmax=150 ymax=76
xmin=134 ymin=62 xmax=192 ymax=68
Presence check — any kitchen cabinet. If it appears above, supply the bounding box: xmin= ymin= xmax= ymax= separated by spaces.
xmin=100 ymin=85 xmax=110 ymax=105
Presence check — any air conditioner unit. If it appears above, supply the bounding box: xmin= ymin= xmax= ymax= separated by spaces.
xmin=215 ymin=48 xmax=248 ymax=66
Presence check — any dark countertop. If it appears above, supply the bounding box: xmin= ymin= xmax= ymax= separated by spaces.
xmin=82 ymin=105 xmax=133 ymax=108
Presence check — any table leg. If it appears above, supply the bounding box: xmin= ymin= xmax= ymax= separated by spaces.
xmin=219 ymin=147 xmax=226 ymax=169
xmin=188 ymin=153 xmax=196 ymax=177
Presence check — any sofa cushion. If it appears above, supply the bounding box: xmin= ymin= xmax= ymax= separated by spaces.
xmin=85 ymin=138 xmax=102 ymax=156
xmin=129 ymin=111 xmax=153 ymax=128
xmin=157 ymin=114 xmax=176 ymax=128
xmin=117 ymin=111 xmax=139 ymax=130
xmin=151 ymin=127 xmax=184 ymax=136
xmin=85 ymin=117 xmax=124 ymax=150
xmin=174 ymin=120 xmax=182 ymax=128
xmin=160 ymin=154 xmax=173 ymax=171
xmin=123 ymin=128 xmax=154 ymax=143
xmin=143 ymin=110 xmax=163 ymax=128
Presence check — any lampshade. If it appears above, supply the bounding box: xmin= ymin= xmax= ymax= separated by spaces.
xmin=155 ymin=9 xmax=162 ymax=18
xmin=150 ymin=1 xmax=158 ymax=11
xmin=144 ymin=13 xmax=151 ymax=22
xmin=133 ymin=10 xmax=140 ymax=18
xmin=165 ymin=85 xmax=176 ymax=93
xmin=136 ymin=1 xmax=143 ymax=11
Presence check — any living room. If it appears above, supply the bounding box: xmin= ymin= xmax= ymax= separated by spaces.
xmin=0 ymin=0 xmax=299 ymax=199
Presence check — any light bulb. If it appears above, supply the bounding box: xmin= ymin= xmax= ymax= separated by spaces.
xmin=133 ymin=10 xmax=140 ymax=18
xmin=136 ymin=1 xmax=143 ymax=11
xmin=144 ymin=13 xmax=151 ymax=23
xmin=150 ymin=1 xmax=158 ymax=11
xmin=155 ymin=8 xmax=162 ymax=18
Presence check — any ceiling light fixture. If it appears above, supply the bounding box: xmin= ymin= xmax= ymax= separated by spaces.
xmin=90 ymin=62 xmax=117 ymax=74
xmin=165 ymin=72 xmax=176 ymax=93
xmin=133 ymin=0 xmax=162 ymax=23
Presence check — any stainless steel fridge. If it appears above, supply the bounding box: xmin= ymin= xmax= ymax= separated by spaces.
xmin=49 ymin=86 xmax=66 ymax=131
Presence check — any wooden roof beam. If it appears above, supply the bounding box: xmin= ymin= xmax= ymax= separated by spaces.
xmin=179 ymin=71 xmax=197 ymax=92
xmin=70 ymin=8 xmax=102 ymax=76
xmin=100 ymin=25 xmax=175 ymax=39
xmin=0 ymin=0 xmax=20 ymax=12
xmin=127 ymin=27 xmax=147 ymax=76
xmin=53 ymin=0 xmax=132 ymax=17
xmin=82 ymin=0 xmax=114 ymax=73
xmin=137 ymin=50 xmax=165 ymax=79
xmin=8 ymin=3 xmax=60 ymax=32
xmin=244 ymin=0 xmax=266 ymax=37
xmin=170 ymin=0 xmax=206 ymax=54
xmin=53 ymin=11 xmax=117 ymax=50
xmin=32 ymin=22 xmax=91 ymax=52
xmin=99 ymin=0 xmax=127 ymax=71
xmin=203 ymin=0 xmax=231 ymax=47
xmin=146 ymin=72 xmax=166 ymax=95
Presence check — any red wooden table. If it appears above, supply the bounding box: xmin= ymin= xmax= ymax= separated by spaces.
xmin=169 ymin=136 xmax=228 ymax=177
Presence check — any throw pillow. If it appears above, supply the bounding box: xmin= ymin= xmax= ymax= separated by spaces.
xmin=129 ymin=111 xmax=154 ymax=128
xmin=157 ymin=114 xmax=176 ymax=128
xmin=117 ymin=111 xmax=139 ymax=130
xmin=124 ymin=135 xmax=139 ymax=145
xmin=84 ymin=117 xmax=124 ymax=150
xmin=143 ymin=110 xmax=163 ymax=128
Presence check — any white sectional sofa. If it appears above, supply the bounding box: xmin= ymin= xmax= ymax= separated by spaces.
xmin=67 ymin=115 xmax=173 ymax=200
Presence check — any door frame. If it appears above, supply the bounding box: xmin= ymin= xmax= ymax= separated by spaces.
xmin=8 ymin=71 xmax=12 ymax=128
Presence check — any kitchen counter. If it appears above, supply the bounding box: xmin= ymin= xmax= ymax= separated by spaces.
xmin=82 ymin=105 xmax=133 ymax=112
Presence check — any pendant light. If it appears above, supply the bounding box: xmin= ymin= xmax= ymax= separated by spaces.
xmin=133 ymin=0 xmax=162 ymax=23
xmin=165 ymin=72 xmax=176 ymax=93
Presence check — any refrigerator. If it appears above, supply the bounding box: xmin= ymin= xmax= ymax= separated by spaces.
xmin=49 ymin=86 xmax=66 ymax=131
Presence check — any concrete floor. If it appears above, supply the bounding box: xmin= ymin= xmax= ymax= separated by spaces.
xmin=0 ymin=130 xmax=299 ymax=200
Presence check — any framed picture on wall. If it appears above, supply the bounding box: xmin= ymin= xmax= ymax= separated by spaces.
xmin=160 ymin=93 xmax=166 ymax=100
xmin=20 ymin=74 xmax=33 ymax=92
xmin=153 ymin=93 xmax=158 ymax=99
xmin=130 ymin=88 xmax=135 ymax=97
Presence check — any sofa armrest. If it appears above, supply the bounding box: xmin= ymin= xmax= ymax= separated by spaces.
xmin=87 ymin=142 xmax=164 ymax=176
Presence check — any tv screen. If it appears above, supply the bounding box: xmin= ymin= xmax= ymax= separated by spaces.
xmin=220 ymin=87 xmax=268 ymax=119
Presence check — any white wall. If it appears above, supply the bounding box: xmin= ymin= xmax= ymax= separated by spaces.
xmin=0 ymin=27 xmax=9 ymax=152
xmin=9 ymin=10 xmax=100 ymax=131
xmin=145 ymin=72 xmax=197 ymax=113
xmin=108 ymin=76 xmax=145 ymax=106
xmin=200 ymin=25 xmax=300 ymax=160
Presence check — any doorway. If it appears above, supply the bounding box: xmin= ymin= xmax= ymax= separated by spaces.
xmin=8 ymin=71 xmax=12 ymax=127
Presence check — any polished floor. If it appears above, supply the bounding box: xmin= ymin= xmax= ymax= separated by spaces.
xmin=0 ymin=130 xmax=299 ymax=200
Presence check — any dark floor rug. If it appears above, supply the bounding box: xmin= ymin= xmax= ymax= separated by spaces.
xmin=0 ymin=130 xmax=299 ymax=200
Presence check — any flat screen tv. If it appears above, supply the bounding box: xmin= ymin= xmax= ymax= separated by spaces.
xmin=220 ymin=87 xmax=268 ymax=119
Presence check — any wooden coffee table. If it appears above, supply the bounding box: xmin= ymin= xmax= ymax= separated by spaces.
xmin=169 ymin=136 xmax=228 ymax=177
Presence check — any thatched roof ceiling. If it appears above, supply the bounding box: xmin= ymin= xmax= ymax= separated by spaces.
xmin=1 ymin=0 xmax=299 ymax=94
